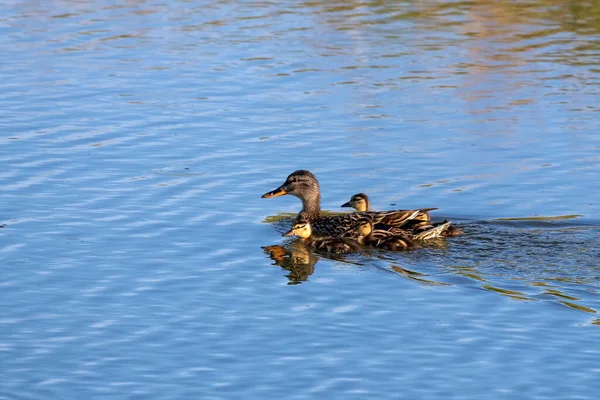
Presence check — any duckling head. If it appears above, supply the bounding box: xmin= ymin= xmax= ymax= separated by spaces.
xmin=282 ymin=220 xmax=312 ymax=239
xmin=341 ymin=193 xmax=370 ymax=212
xmin=355 ymin=217 xmax=373 ymax=237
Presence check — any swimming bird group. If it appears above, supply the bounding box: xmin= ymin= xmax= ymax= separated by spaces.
xmin=262 ymin=170 xmax=462 ymax=254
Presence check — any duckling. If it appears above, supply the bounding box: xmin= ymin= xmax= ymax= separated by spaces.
xmin=263 ymin=170 xmax=435 ymax=236
xmin=352 ymin=218 xmax=417 ymax=251
xmin=341 ymin=193 xmax=370 ymax=212
xmin=341 ymin=192 xmax=432 ymax=228
xmin=283 ymin=220 xmax=360 ymax=254
xmin=342 ymin=192 xmax=463 ymax=237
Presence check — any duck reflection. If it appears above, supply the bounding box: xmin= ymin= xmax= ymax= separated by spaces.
xmin=262 ymin=241 xmax=319 ymax=285
xmin=262 ymin=240 xmax=452 ymax=287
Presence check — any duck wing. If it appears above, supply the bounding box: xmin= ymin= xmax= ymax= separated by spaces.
xmin=306 ymin=208 xmax=436 ymax=236
xmin=309 ymin=213 xmax=367 ymax=236
xmin=366 ymin=208 xmax=437 ymax=228
xmin=412 ymin=220 xmax=452 ymax=240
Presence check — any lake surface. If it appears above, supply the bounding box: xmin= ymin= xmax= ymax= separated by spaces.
xmin=1 ymin=0 xmax=599 ymax=398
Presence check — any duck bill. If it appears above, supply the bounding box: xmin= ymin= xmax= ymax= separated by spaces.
xmin=340 ymin=201 xmax=352 ymax=208
xmin=282 ymin=229 xmax=294 ymax=237
xmin=262 ymin=186 xmax=287 ymax=198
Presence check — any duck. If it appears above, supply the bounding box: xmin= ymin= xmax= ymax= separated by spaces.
xmin=262 ymin=170 xmax=436 ymax=236
xmin=341 ymin=193 xmax=464 ymax=237
xmin=282 ymin=220 xmax=360 ymax=254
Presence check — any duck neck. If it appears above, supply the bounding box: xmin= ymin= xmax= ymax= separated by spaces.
xmin=299 ymin=191 xmax=321 ymax=220
xmin=302 ymin=236 xmax=316 ymax=245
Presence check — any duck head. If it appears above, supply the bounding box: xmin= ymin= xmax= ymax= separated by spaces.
xmin=354 ymin=217 xmax=373 ymax=237
xmin=262 ymin=170 xmax=319 ymax=198
xmin=262 ymin=170 xmax=322 ymax=215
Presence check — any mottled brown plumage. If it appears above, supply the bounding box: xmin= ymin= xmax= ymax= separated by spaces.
xmin=342 ymin=192 xmax=463 ymax=238
xmin=347 ymin=218 xmax=416 ymax=251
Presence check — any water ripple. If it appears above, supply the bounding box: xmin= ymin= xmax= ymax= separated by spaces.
xmin=1 ymin=0 xmax=599 ymax=399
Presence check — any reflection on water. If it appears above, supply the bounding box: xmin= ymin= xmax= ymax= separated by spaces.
xmin=262 ymin=243 xmax=318 ymax=285
xmin=263 ymin=216 xmax=600 ymax=313
xmin=262 ymin=241 xmax=458 ymax=286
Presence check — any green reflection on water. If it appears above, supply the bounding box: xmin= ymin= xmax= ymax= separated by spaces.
xmin=494 ymin=215 xmax=582 ymax=221
xmin=482 ymin=285 xmax=532 ymax=301
xmin=559 ymin=301 xmax=597 ymax=314
xmin=543 ymin=289 xmax=580 ymax=301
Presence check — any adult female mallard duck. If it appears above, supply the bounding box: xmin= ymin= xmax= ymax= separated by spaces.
xmin=262 ymin=170 xmax=436 ymax=236
xmin=283 ymin=220 xmax=360 ymax=254
xmin=341 ymin=193 xmax=464 ymax=237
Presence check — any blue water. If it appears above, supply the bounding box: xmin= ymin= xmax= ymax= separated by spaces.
xmin=1 ymin=0 xmax=600 ymax=398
